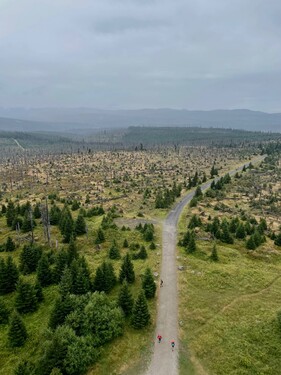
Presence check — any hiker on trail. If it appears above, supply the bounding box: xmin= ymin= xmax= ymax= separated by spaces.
xmin=171 ymin=340 xmax=175 ymax=351
xmin=157 ymin=334 xmax=162 ymax=343
xmin=160 ymin=279 xmax=163 ymax=287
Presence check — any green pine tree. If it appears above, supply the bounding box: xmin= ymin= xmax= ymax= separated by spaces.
xmin=138 ymin=245 xmax=148 ymax=260
xmin=75 ymin=214 xmax=87 ymax=236
xmin=0 ymin=299 xmax=9 ymax=324
xmin=19 ymin=245 xmax=42 ymax=274
xmin=33 ymin=203 xmax=41 ymax=219
xmin=34 ymin=281 xmax=44 ymax=303
xmin=274 ymin=233 xmax=281 ymax=246
xmin=92 ymin=265 xmax=104 ymax=292
xmin=0 ymin=258 xmax=7 ymax=295
xmin=5 ymin=236 xmax=16 ymax=252
xmin=236 ymin=223 xmax=246 ymax=239
xmin=119 ymin=254 xmax=135 ymax=284
xmin=67 ymin=237 xmax=79 ymax=265
xmin=246 ymin=235 xmax=257 ymax=250
xmin=221 ymin=226 xmax=234 ymax=244
xmin=52 ymin=250 xmax=69 ymax=284
xmin=37 ymin=254 xmax=52 ymax=287
xmin=95 ymin=228 xmax=105 ymax=244
xmin=6 ymin=201 xmax=16 ymax=227
xmin=59 ymin=267 xmax=73 ymax=298
xmin=210 ymin=244 xmax=219 ymax=261
xmin=131 ymin=290 xmax=150 ymax=329
xmin=48 ymin=295 xmax=74 ymax=330
xmin=187 ymin=233 xmax=196 ymax=253
xmin=142 ymin=268 xmax=156 ymax=298
xmin=118 ymin=282 xmax=134 ymax=316
xmin=5 ymin=256 xmax=19 ymax=294
xmin=15 ymin=279 xmax=38 ymax=314
xmin=109 ymin=241 xmax=121 ymax=260
xmin=123 ymin=239 xmax=129 ymax=248
xmin=8 ymin=311 xmax=27 ymax=347
xmin=149 ymin=242 xmax=156 ymax=250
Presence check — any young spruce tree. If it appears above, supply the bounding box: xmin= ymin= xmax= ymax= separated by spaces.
xmin=118 ymin=282 xmax=134 ymax=316
xmin=8 ymin=311 xmax=27 ymax=347
xmin=119 ymin=254 xmax=135 ymax=284
xmin=142 ymin=268 xmax=156 ymax=298
xmin=131 ymin=290 xmax=150 ymax=329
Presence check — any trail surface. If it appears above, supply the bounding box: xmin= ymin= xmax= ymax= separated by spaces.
xmin=144 ymin=155 xmax=265 ymax=375
xmin=13 ymin=138 xmax=25 ymax=150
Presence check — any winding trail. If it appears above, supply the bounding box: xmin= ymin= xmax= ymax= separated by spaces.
xmin=145 ymin=155 xmax=265 ymax=375
xmin=13 ymin=138 xmax=25 ymax=151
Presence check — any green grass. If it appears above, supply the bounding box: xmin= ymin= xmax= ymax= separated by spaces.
xmin=178 ymin=209 xmax=281 ymax=375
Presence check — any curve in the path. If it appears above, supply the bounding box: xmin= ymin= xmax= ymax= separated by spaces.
xmin=145 ymin=155 xmax=265 ymax=375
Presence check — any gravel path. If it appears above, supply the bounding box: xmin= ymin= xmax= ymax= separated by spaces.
xmin=144 ymin=155 xmax=265 ymax=375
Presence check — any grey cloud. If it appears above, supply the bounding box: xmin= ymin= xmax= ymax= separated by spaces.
xmin=0 ymin=0 xmax=280 ymax=111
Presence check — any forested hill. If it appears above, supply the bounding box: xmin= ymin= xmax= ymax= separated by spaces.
xmin=0 ymin=108 xmax=280 ymax=133
xmin=122 ymin=127 xmax=281 ymax=146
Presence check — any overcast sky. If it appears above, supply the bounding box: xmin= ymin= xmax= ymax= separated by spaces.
xmin=0 ymin=0 xmax=280 ymax=111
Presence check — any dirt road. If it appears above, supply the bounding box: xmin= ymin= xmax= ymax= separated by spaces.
xmin=144 ymin=155 xmax=265 ymax=375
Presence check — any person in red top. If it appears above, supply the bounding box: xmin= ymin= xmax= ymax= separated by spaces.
xmin=157 ymin=334 xmax=162 ymax=343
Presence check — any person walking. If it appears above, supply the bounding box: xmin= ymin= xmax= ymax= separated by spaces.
xmin=160 ymin=279 xmax=163 ymax=287
xmin=157 ymin=334 xmax=162 ymax=343
xmin=171 ymin=340 xmax=175 ymax=351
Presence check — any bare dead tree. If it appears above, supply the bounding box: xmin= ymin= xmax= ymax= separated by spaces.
xmin=40 ymin=196 xmax=51 ymax=246
xmin=28 ymin=207 xmax=34 ymax=245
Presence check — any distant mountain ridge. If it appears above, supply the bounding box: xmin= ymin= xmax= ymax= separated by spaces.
xmin=0 ymin=108 xmax=280 ymax=133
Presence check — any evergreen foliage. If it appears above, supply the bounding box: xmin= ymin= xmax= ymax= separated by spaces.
xmin=131 ymin=290 xmax=150 ymax=329
xmin=118 ymin=282 xmax=134 ymax=316
xmin=274 ymin=233 xmax=281 ymax=246
xmin=14 ymin=360 xmax=36 ymax=375
xmin=75 ymin=214 xmax=87 ymax=235
xmin=52 ymin=250 xmax=69 ymax=284
xmin=5 ymin=236 xmax=16 ymax=252
xmin=93 ymin=262 xmax=116 ymax=293
xmin=59 ymin=207 xmax=75 ymax=243
xmin=210 ymin=244 xmax=219 ymax=261
xmin=59 ymin=267 xmax=73 ymax=298
xmin=0 ymin=256 xmax=19 ymax=294
xmin=6 ymin=201 xmax=16 ymax=227
xmin=119 ymin=254 xmax=135 ymax=284
xmin=33 ymin=203 xmax=41 ymax=219
xmin=39 ymin=325 xmax=98 ymax=375
xmin=142 ymin=268 xmax=156 ymax=298
xmin=19 ymin=245 xmax=42 ymax=274
xmin=95 ymin=228 xmax=105 ymax=244
xmin=34 ymin=281 xmax=44 ymax=303
xmin=194 ymin=186 xmax=203 ymax=198
xmin=67 ymin=238 xmax=79 ymax=264
xmin=49 ymin=295 xmax=74 ymax=330
xmin=49 ymin=205 xmax=61 ymax=225
xmin=149 ymin=242 xmax=156 ymax=250
xmin=0 ymin=299 xmax=9 ymax=324
xmin=15 ymin=279 xmax=38 ymax=314
xmin=8 ymin=311 xmax=27 ymax=347
xmin=37 ymin=253 xmax=53 ymax=287
xmin=187 ymin=233 xmax=196 ymax=253
xmin=108 ymin=241 xmax=121 ymax=260
xmin=236 ymin=224 xmax=246 ymax=239
xmin=188 ymin=214 xmax=202 ymax=229
xmin=65 ymin=293 xmax=124 ymax=347
xmin=246 ymin=235 xmax=257 ymax=250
